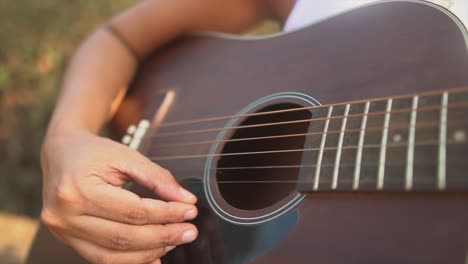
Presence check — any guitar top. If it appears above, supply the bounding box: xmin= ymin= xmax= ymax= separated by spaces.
xmin=28 ymin=1 xmax=468 ymax=263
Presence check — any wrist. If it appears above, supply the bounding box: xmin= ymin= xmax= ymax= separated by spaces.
xmin=42 ymin=118 xmax=94 ymax=152
xmin=46 ymin=112 xmax=101 ymax=137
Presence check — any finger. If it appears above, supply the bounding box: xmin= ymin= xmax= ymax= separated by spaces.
xmin=83 ymin=181 xmax=197 ymax=225
xmin=116 ymin=149 xmax=197 ymax=204
xmin=68 ymin=236 xmax=167 ymax=264
xmin=69 ymin=215 xmax=198 ymax=251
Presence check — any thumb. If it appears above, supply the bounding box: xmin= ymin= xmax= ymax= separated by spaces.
xmin=116 ymin=151 xmax=197 ymax=204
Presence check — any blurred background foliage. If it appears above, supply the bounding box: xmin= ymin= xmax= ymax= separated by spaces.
xmin=0 ymin=1 xmax=134 ymax=262
xmin=0 ymin=0 xmax=135 ymax=217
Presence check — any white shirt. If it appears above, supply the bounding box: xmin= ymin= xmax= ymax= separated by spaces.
xmin=284 ymin=0 xmax=468 ymax=32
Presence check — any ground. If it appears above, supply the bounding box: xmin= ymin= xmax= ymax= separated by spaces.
xmin=0 ymin=213 xmax=38 ymax=264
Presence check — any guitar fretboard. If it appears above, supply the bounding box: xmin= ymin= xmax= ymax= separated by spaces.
xmin=299 ymin=89 xmax=468 ymax=192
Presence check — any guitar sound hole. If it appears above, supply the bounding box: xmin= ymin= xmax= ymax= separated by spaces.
xmin=216 ymin=103 xmax=311 ymax=210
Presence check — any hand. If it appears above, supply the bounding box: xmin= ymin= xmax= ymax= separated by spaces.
xmin=164 ymin=202 xmax=224 ymax=263
xmin=40 ymin=130 xmax=198 ymax=264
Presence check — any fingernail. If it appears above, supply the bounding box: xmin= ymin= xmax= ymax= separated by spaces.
xmin=165 ymin=246 xmax=176 ymax=253
xmin=179 ymin=187 xmax=196 ymax=201
xmin=184 ymin=209 xmax=197 ymax=220
xmin=181 ymin=230 xmax=197 ymax=243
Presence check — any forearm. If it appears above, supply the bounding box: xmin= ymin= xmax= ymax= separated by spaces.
xmin=47 ymin=27 xmax=137 ymax=137
xmin=46 ymin=0 xmax=273 ymax=138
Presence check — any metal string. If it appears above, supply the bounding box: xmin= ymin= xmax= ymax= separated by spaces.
xmin=151 ymin=120 xmax=468 ymax=149
xmin=179 ymin=178 xmax=468 ymax=185
xmin=150 ymin=139 xmax=468 ymax=161
xmin=167 ymin=160 xmax=466 ymax=173
xmin=154 ymin=87 xmax=468 ymax=129
xmin=151 ymin=103 xmax=468 ymax=138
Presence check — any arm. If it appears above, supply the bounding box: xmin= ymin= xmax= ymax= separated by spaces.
xmin=48 ymin=0 xmax=272 ymax=134
xmin=41 ymin=1 xmax=278 ymax=264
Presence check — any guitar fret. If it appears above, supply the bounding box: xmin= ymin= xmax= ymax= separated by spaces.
xmin=331 ymin=104 xmax=350 ymax=189
xmin=332 ymin=104 xmax=350 ymax=189
xmin=314 ymin=106 xmax=333 ymax=190
xmin=405 ymin=96 xmax=418 ymax=191
xmin=438 ymin=92 xmax=448 ymax=190
xmin=353 ymin=101 xmax=370 ymax=190
xmin=377 ymin=99 xmax=392 ymax=190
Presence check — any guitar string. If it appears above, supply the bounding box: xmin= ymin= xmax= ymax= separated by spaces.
xmin=156 ymin=87 xmax=468 ymax=128
xmin=150 ymin=139 xmax=468 ymax=161
xmin=174 ymin=165 xmax=468 ymax=185
xmin=185 ymin=160 xmax=467 ymax=171
xmin=165 ymin=168 xmax=468 ymax=184
xmin=185 ymin=178 xmax=467 ymax=184
xmin=150 ymin=120 xmax=468 ymax=149
xmin=171 ymin=168 xmax=468 ymax=185
xmin=150 ymin=103 xmax=468 ymax=138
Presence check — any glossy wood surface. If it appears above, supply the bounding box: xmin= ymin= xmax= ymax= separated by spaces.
xmin=28 ymin=1 xmax=468 ymax=263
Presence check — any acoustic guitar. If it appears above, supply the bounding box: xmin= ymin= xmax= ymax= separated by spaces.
xmin=28 ymin=1 xmax=468 ymax=263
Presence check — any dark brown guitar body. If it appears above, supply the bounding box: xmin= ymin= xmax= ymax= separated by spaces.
xmin=28 ymin=1 xmax=468 ymax=263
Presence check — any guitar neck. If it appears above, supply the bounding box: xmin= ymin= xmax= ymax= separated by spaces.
xmin=298 ymin=88 xmax=468 ymax=192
